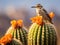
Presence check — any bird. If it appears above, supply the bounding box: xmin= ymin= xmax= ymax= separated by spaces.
xmin=31 ymin=4 xmax=53 ymax=24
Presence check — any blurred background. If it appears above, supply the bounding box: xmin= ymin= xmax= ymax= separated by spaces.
xmin=0 ymin=0 xmax=60 ymax=45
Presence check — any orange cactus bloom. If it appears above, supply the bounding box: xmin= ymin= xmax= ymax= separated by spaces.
xmin=10 ymin=20 xmax=23 ymax=28
xmin=0 ymin=34 xmax=13 ymax=45
xmin=30 ymin=17 xmax=36 ymax=23
xmin=17 ymin=20 xmax=23 ymax=27
xmin=30 ymin=16 xmax=43 ymax=25
xmin=0 ymin=43 xmax=5 ymax=45
xmin=49 ymin=12 xmax=55 ymax=19
xmin=11 ymin=20 xmax=17 ymax=28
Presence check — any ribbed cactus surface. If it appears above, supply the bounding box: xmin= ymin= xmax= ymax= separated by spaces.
xmin=28 ymin=23 xmax=57 ymax=45
xmin=5 ymin=20 xmax=27 ymax=45
xmin=6 ymin=38 xmax=23 ymax=45
xmin=12 ymin=27 xmax=27 ymax=45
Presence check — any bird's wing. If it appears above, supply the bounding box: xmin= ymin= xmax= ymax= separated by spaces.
xmin=40 ymin=8 xmax=53 ymax=23
xmin=41 ymin=8 xmax=51 ymax=20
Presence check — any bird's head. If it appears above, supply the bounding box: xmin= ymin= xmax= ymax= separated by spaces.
xmin=31 ymin=4 xmax=43 ymax=9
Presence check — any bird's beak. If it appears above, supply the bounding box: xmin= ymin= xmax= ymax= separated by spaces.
xmin=31 ymin=6 xmax=36 ymax=8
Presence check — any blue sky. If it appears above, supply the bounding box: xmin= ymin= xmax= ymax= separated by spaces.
xmin=0 ymin=0 xmax=60 ymax=8
xmin=0 ymin=0 xmax=60 ymax=15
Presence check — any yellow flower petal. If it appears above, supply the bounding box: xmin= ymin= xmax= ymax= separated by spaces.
xmin=0 ymin=34 xmax=12 ymax=45
xmin=49 ymin=12 xmax=55 ymax=19
xmin=11 ymin=20 xmax=17 ymax=28
xmin=17 ymin=20 xmax=23 ymax=27
xmin=30 ymin=16 xmax=43 ymax=25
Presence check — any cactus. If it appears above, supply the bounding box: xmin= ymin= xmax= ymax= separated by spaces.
xmin=6 ymin=38 xmax=23 ymax=45
xmin=5 ymin=20 xmax=27 ymax=45
xmin=0 ymin=34 xmax=12 ymax=45
xmin=28 ymin=16 xmax=57 ymax=45
xmin=0 ymin=34 xmax=23 ymax=45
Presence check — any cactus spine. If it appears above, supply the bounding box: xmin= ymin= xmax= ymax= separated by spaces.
xmin=28 ymin=16 xmax=57 ymax=45
xmin=5 ymin=20 xmax=27 ymax=45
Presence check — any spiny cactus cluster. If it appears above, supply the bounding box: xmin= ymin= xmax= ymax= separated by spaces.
xmin=0 ymin=4 xmax=57 ymax=45
xmin=5 ymin=20 xmax=27 ymax=45
xmin=28 ymin=16 xmax=57 ymax=45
